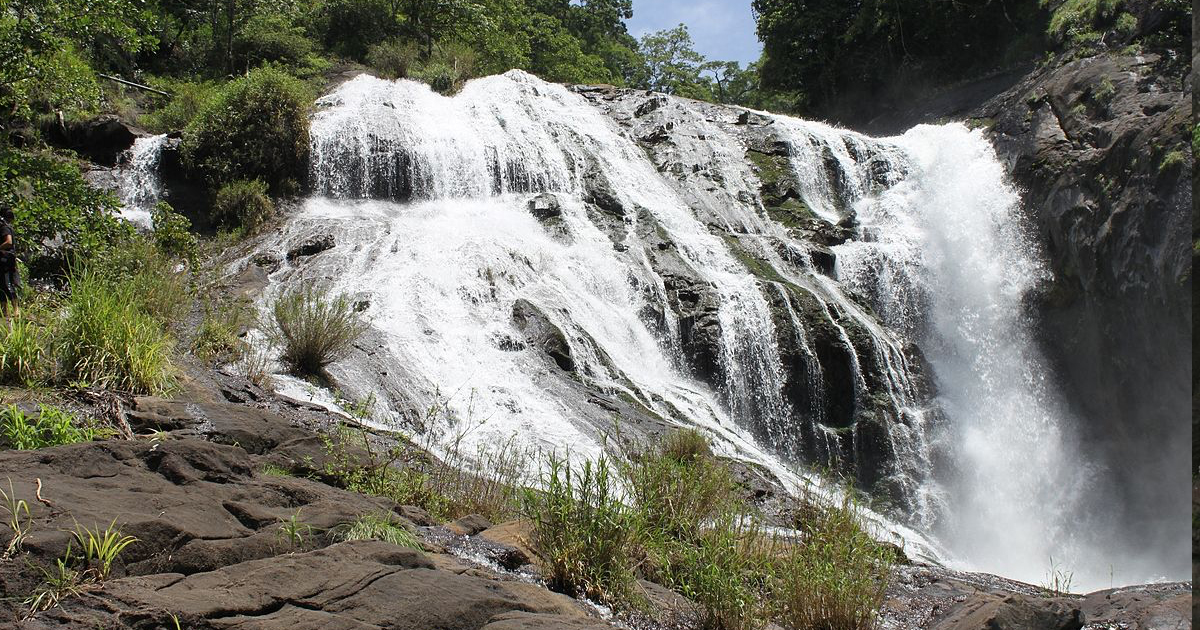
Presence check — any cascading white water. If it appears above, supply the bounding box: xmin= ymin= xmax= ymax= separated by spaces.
xmin=116 ymin=134 xmax=168 ymax=226
xmin=831 ymin=123 xmax=1182 ymax=590
xmin=238 ymin=70 xmax=1181 ymax=591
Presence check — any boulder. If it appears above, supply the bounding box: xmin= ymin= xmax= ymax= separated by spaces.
xmin=527 ymin=193 xmax=562 ymax=221
xmin=477 ymin=520 xmax=536 ymax=570
xmin=50 ymin=115 xmax=142 ymax=165
xmin=286 ymin=234 xmax=336 ymax=261
xmin=447 ymin=514 xmax=493 ymax=537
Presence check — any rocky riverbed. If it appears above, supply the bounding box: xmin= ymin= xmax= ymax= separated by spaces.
xmin=0 ymin=373 xmax=1188 ymax=629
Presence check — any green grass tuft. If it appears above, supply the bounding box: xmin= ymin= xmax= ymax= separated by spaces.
xmin=56 ymin=267 xmax=176 ymax=394
xmin=268 ymin=283 xmax=367 ymax=377
xmin=1 ymin=404 xmax=112 ymax=449
xmin=523 ymin=454 xmax=637 ymax=605
xmin=335 ymin=513 xmax=423 ymax=550
xmin=0 ymin=314 xmax=49 ymax=386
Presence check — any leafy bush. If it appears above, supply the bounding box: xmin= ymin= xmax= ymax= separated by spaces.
xmin=91 ymin=237 xmax=189 ymax=323
xmin=1159 ymin=149 xmax=1185 ymax=173
xmin=366 ymin=40 xmax=421 ymax=79
xmin=1043 ymin=0 xmax=1122 ymax=45
xmin=192 ymin=300 xmax=251 ymax=362
xmin=411 ymin=42 xmax=478 ymax=94
xmin=517 ymin=430 xmax=894 ymax=629
xmin=24 ymin=46 xmax=101 ymax=119
xmin=772 ymin=495 xmax=894 ymax=630
xmin=56 ymin=267 xmax=175 ymax=394
xmin=657 ymin=514 xmax=772 ymax=630
xmin=140 ymin=79 xmax=220 ymax=134
xmin=0 ymin=148 xmax=132 ymax=269
xmin=181 ymin=67 xmax=311 ymax=193
xmin=268 ymin=283 xmax=367 ymax=376
xmin=627 ymin=430 xmax=734 ymax=547
xmin=659 ymin=427 xmax=713 ymax=462
xmin=0 ymin=314 xmax=49 ymax=386
xmin=1 ymin=404 xmax=111 ymax=449
xmin=213 ymin=179 xmax=274 ymax=233
xmin=151 ymin=202 xmax=198 ymax=262
xmin=523 ymin=454 xmax=636 ymax=604
xmin=1112 ymin=12 xmax=1137 ymax=39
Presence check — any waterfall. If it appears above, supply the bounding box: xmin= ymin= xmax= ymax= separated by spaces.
xmin=830 ymin=123 xmax=1181 ymax=590
xmin=242 ymin=71 xmax=1181 ymax=590
xmin=116 ymin=134 xmax=168 ymax=227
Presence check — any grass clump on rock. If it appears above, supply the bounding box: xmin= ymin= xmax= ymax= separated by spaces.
xmin=773 ymin=495 xmax=895 ymax=630
xmin=213 ymin=179 xmax=275 ymax=234
xmin=518 ymin=428 xmax=894 ymax=630
xmin=57 ymin=267 xmax=176 ymax=394
xmin=336 ymin=513 xmax=422 ymax=550
xmin=523 ymin=454 xmax=637 ymax=605
xmin=0 ymin=315 xmax=49 ymax=387
xmin=1 ymin=404 xmax=112 ymax=450
xmin=268 ymin=283 xmax=367 ymax=377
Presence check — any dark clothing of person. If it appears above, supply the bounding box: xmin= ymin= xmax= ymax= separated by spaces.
xmin=0 ymin=219 xmax=18 ymax=304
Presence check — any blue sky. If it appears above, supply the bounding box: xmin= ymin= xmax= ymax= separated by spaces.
xmin=625 ymin=0 xmax=762 ymax=67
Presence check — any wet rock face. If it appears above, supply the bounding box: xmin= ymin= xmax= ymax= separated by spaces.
xmin=511 ymin=298 xmax=575 ymax=373
xmin=573 ymin=85 xmax=932 ymax=502
xmin=47 ymin=115 xmax=142 ymax=165
xmin=286 ymin=233 xmax=336 ymax=261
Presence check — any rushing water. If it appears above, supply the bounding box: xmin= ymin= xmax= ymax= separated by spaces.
xmin=219 ymin=71 xmax=1182 ymax=591
xmin=116 ymin=134 xmax=168 ymax=227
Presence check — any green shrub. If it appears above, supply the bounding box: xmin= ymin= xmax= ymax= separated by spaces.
xmin=91 ymin=237 xmax=190 ymax=324
xmin=626 ymin=430 xmax=767 ymax=629
xmin=1091 ymin=76 xmax=1116 ymax=107
xmin=181 ymin=67 xmax=311 ymax=193
xmin=320 ymin=422 xmax=454 ymax=517
xmin=366 ymin=40 xmax=421 ymax=79
xmin=268 ymin=283 xmax=367 ymax=376
xmin=213 ymin=179 xmax=274 ymax=233
xmin=411 ymin=42 xmax=478 ymax=94
xmin=627 ymin=431 xmax=734 ymax=548
xmin=0 ymin=148 xmax=132 ymax=269
xmin=1043 ymin=0 xmax=1122 ymax=45
xmin=659 ymin=427 xmax=713 ymax=462
xmin=0 ymin=314 xmax=49 ymax=386
xmin=192 ymin=301 xmax=250 ymax=362
xmin=523 ymin=454 xmax=636 ymax=605
xmin=1 ymin=404 xmax=112 ymax=449
xmin=1113 ymin=12 xmax=1137 ymax=39
xmin=151 ymin=202 xmax=198 ymax=263
xmin=772 ymin=495 xmax=894 ymax=630
xmin=140 ymin=79 xmax=221 ymax=134
xmin=56 ymin=267 xmax=175 ymax=394
xmin=335 ymin=513 xmax=422 ymax=550
xmin=1159 ymin=149 xmax=1185 ymax=173
xmin=657 ymin=515 xmax=772 ymax=630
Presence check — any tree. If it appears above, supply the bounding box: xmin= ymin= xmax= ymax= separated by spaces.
xmin=397 ymin=0 xmax=490 ymax=56
xmin=752 ymin=0 xmax=1047 ymax=119
xmin=702 ymin=60 xmax=758 ymax=105
xmin=635 ymin=25 xmax=710 ymax=99
xmin=0 ymin=0 xmax=153 ymax=125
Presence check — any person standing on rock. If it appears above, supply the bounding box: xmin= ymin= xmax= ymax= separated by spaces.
xmin=0 ymin=206 xmax=19 ymax=318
